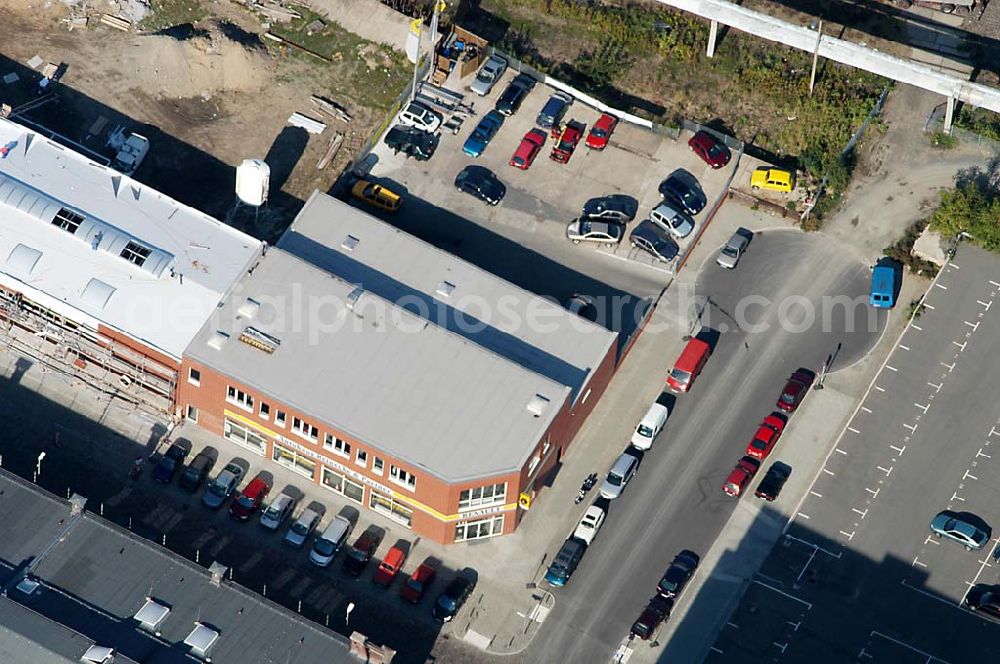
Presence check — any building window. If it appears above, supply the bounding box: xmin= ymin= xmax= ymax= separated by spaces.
xmin=370 ymin=491 xmax=413 ymax=528
xmin=226 ymin=386 xmax=253 ymax=412
xmin=581 ymin=388 xmax=592 ymax=404
xmin=185 ymin=405 xmax=198 ymax=423
xmin=320 ymin=466 xmax=364 ymax=504
xmin=324 ymin=434 xmax=350 ymax=458
xmin=459 ymin=483 xmax=507 ymax=511
xmin=272 ymin=443 xmax=316 ymax=479
xmin=275 ymin=411 xmax=286 ymax=427
xmin=527 ymin=455 xmax=540 ymax=476
xmin=259 ymin=403 xmax=270 ymax=420
xmin=52 ymin=208 xmax=84 ymax=234
xmin=223 ymin=418 xmax=266 ymax=455
xmin=187 ymin=367 xmax=201 ymax=386
xmin=356 ymin=449 xmax=367 ymax=468
xmin=389 ymin=465 xmax=416 ymax=491
xmin=291 ymin=417 xmax=318 ymax=442
xmin=120 ymin=241 xmax=152 ymax=267
xmin=542 ymin=436 xmax=551 ymax=455
xmin=373 ymin=457 xmax=384 ymax=476
xmin=455 ymin=516 xmax=504 ymax=542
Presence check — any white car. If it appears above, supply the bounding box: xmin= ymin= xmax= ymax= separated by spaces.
xmin=573 ymin=505 xmax=606 ymax=545
xmin=630 ymin=402 xmax=669 ymax=450
xmin=470 ymin=54 xmax=508 ymax=96
xmin=398 ymin=100 xmax=442 ymax=133
xmin=650 ymin=201 xmax=694 ymax=239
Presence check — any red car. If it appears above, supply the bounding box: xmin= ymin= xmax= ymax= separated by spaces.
xmin=373 ymin=545 xmax=407 ymax=587
xmin=777 ymin=369 xmax=815 ymax=413
xmin=746 ymin=414 xmax=787 ymax=460
xmin=550 ymin=120 xmax=586 ymax=164
xmin=228 ymin=474 xmax=270 ymax=521
xmin=688 ymin=130 xmax=731 ymax=169
xmin=723 ymin=456 xmax=760 ymax=497
xmin=510 ymin=129 xmax=546 ymax=170
xmin=586 ymin=113 xmax=618 ymax=150
xmin=400 ymin=562 xmax=436 ymax=603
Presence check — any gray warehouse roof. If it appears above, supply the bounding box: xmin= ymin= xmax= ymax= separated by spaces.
xmin=187 ymin=249 xmax=570 ymax=482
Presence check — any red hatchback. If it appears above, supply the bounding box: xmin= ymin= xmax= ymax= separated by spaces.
xmin=510 ymin=129 xmax=546 ymax=170
xmin=229 ymin=475 xmax=270 ymax=521
xmin=746 ymin=414 xmax=787 ymax=460
xmin=586 ymin=113 xmax=618 ymax=150
xmin=400 ymin=562 xmax=436 ymax=603
xmin=777 ymin=369 xmax=815 ymax=413
xmin=688 ymin=130 xmax=731 ymax=169
xmin=373 ymin=545 xmax=407 ymax=587
xmin=723 ymin=456 xmax=760 ymax=497
xmin=550 ymin=120 xmax=586 ymax=164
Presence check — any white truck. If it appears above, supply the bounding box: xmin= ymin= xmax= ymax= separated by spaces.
xmin=107 ymin=126 xmax=149 ymax=176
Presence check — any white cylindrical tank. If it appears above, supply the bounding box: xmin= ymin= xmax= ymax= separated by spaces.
xmin=235 ymin=159 xmax=270 ymax=207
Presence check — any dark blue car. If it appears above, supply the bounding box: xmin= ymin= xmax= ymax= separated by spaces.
xmin=463 ymin=110 xmax=505 ymax=158
xmin=152 ymin=443 xmax=188 ymax=484
xmin=545 ymin=538 xmax=586 ymax=587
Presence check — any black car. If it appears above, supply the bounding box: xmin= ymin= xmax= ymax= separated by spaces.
xmin=755 ymin=461 xmax=792 ymax=501
xmin=544 ymin=538 xmax=586 ymax=587
xmin=630 ymin=220 xmax=679 ymax=263
xmin=659 ymin=169 xmax=707 ymax=216
xmin=384 ymin=124 xmax=437 ymax=161
xmin=342 ymin=531 xmax=383 ymax=577
xmin=152 ymin=443 xmax=188 ymax=484
xmin=432 ymin=576 xmax=475 ymax=623
xmin=966 ymin=583 xmax=1000 ymax=622
xmin=178 ymin=451 xmax=214 ymax=492
xmin=455 ymin=165 xmax=506 ymax=206
xmin=495 ymin=73 xmax=536 ymax=116
xmin=630 ymin=595 xmax=673 ymax=640
xmin=582 ymin=194 xmax=638 ymax=223
xmin=656 ymin=550 xmax=700 ymax=598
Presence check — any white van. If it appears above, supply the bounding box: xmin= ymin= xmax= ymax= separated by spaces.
xmin=309 ymin=515 xmax=352 ymax=567
xmin=259 ymin=492 xmax=297 ymax=530
xmin=630 ymin=403 xmax=670 ymax=450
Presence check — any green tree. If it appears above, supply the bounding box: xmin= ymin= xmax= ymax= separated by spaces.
xmin=929 ymin=182 xmax=1000 ymax=251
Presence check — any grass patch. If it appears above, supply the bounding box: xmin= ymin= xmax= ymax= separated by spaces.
xmin=141 ymin=0 xmax=207 ymax=30
xmin=929 ymin=131 xmax=958 ymax=149
xmin=955 ymin=106 xmax=1000 ymax=142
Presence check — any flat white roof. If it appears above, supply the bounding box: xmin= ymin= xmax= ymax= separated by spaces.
xmin=0 ymin=117 xmax=262 ymax=359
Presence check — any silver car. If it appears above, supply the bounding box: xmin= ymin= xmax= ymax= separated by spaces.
xmin=599 ymin=452 xmax=639 ymax=499
xmin=566 ymin=218 xmax=625 ymax=246
xmin=284 ymin=507 xmax=322 ymax=548
xmin=201 ymin=462 xmax=244 ymax=509
xmin=716 ymin=229 xmax=752 ymax=269
xmin=650 ymin=201 xmax=694 ymax=239
xmin=929 ymin=510 xmax=990 ymax=550
xmin=470 ymin=55 xmax=508 ymax=96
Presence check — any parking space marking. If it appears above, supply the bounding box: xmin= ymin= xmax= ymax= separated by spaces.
xmin=914 ymin=403 xmax=929 ymax=414
xmin=750 ymin=579 xmax=812 ymax=609
xmin=797 ymin=512 xmax=811 ymax=520
xmin=965 ymin=320 xmax=980 ymax=331
xmin=962 ymin=469 xmax=978 ymax=481
xmin=952 ymin=341 xmax=967 ymax=351
xmin=725 ymin=621 xmax=739 ymax=629
xmin=885 ymin=365 xmax=898 ymax=372
xmin=950 ymin=491 xmax=965 ymax=503
xmin=876 ymin=465 xmax=893 ymax=476
xmin=852 ymin=508 xmax=868 ymax=518
xmin=989 ymin=280 xmax=1000 ymax=288
xmin=865 ymin=487 xmax=880 ymax=497
xmin=949 ymin=262 xmax=961 ymax=270
xmin=960 ymin=537 xmax=999 ymax=604
xmin=923 ymin=303 xmax=936 ymax=310
xmin=890 ymin=445 xmax=905 ymax=456
xmin=709 ymin=646 xmax=724 ymax=654
xmin=874 ymin=385 xmax=886 ymax=392
xmin=912 ymin=557 xmax=927 ymax=568
xmin=595 ymin=248 xmax=674 ymax=275
xmin=936 ymin=283 xmax=949 ymax=290
xmin=927 ymin=381 xmax=942 ymax=392
xmin=822 ymin=468 xmax=835 ymax=476
xmin=911 ymin=324 xmax=923 ymax=331
xmin=977 ymin=300 xmax=991 ymax=309
xmin=809 ymin=490 xmax=823 ymax=498
xmin=839 ymin=530 xmax=855 ymax=541
xmin=899 ymin=344 xmax=910 ymax=351
xmin=836 ymin=448 xmax=848 ymax=455
xmin=782 ymin=533 xmax=842 ymax=559
xmin=847 ymin=427 xmax=860 ymax=434
xmin=976 ymin=448 xmax=991 ymax=459
xmin=870 ymin=630 xmax=953 ymax=663
xmin=941 ymin=362 xmax=954 ymax=372
xmin=861 ymin=406 xmax=872 ymax=414
xmin=903 ymin=423 xmax=917 ymax=433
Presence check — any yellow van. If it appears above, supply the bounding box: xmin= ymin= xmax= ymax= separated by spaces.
xmin=351 ymin=180 xmax=402 ymax=212
xmin=750 ymin=167 xmax=795 ymax=193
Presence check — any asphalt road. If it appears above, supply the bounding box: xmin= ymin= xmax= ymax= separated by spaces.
xmin=520 ymin=230 xmax=885 ymax=663
xmin=708 ymin=244 xmax=1000 ymax=663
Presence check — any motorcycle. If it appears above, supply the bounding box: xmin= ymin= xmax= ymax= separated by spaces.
xmin=574 ymin=472 xmax=599 ymax=504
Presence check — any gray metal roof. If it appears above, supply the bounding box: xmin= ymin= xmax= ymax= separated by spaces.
xmin=187 ymin=250 xmax=570 ymax=482
xmin=0 ymin=597 xmax=130 ymax=664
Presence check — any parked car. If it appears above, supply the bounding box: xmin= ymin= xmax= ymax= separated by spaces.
xmin=650 ymin=201 xmax=694 ymax=239
xmin=688 ymin=130 xmax=731 ymax=169
xmin=746 ymin=414 xmax=787 ymax=460
xmin=582 ymin=194 xmax=637 ymax=223
xmin=585 ymin=113 xmax=618 ymax=150
xmin=373 ymin=545 xmax=407 ymax=587
xmin=401 ymin=563 xmax=436 ymax=603
xmin=351 ymin=180 xmax=402 ymax=212
xmin=630 ymin=220 xmax=679 ymax=263
xmin=495 ymin=73 xmax=536 ymax=116
xmin=716 ymin=229 xmax=752 ymax=269
xmin=631 ymin=402 xmax=670 ymax=450
xmin=722 ymin=456 xmax=761 ymax=497
xmin=470 ymin=54 xmax=508 ymax=96
xmin=659 ymin=170 xmax=706 ymax=215
xmin=309 ymin=515 xmax=353 ymax=567
xmin=398 ymin=100 xmax=442 ymax=133
xmin=229 ymin=474 xmax=271 ymax=521
xmin=572 ymin=504 xmax=606 ymax=546
xmin=536 ymin=91 xmax=573 ymax=130
xmin=966 ymin=584 xmax=1000 ymax=622
xmin=870 ymin=263 xmax=898 ymax=309
xmin=777 ymin=369 xmax=815 ymax=413
xmin=343 ymin=530 xmax=384 ymax=577
xmin=463 ymin=110 xmax=505 ymax=158
xmin=630 ymin=596 xmax=673 ymax=640
xmin=755 ymin=462 xmax=791 ymax=501
xmin=566 ymin=218 xmax=625 ymax=246
xmin=550 ymin=120 xmax=586 ymax=163
xmin=383 ymin=124 xmax=437 ymax=161
xmin=657 ymin=550 xmax=700 ymax=598
xmin=667 ymin=337 xmax=711 ymax=393
xmin=284 ymin=507 xmax=321 ymax=547
xmin=202 ymin=462 xmax=244 ymax=509
xmin=544 ymin=538 xmax=587 ymax=587
xmin=599 ymin=451 xmax=640 ymax=499
xmin=178 ymin=451 xmax=214 ymax=492
xmin=455 ymin=165 xmax=505 ymax=205
xmin=751 ymin=166 xmax=794 ymax=193
xmin=510 ymin=128 xmax=546 ymax=170
xmin=152 ymin=443 xmax=188 ymax=484
xmin=259 ymin=492 xmax=297 ymax=530
xmin=432 ymin=576 xmax=475 ymax=622
xmin=930 ymin=511 xmax=991 ymax=551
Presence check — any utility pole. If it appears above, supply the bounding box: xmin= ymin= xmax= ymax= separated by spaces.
xmin=809 ymin=20 xmax=823 ymax=96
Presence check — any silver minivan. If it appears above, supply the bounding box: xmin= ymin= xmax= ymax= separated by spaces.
xmin=284 ymin=507 xmax=321 ymax=548
xmin=260 ymin=492 xmax=297 ymax=530
xmin=309 ymin=515 xmax=353 ymax=567
xmin=599 ymin=452 xmax=640 ymax=499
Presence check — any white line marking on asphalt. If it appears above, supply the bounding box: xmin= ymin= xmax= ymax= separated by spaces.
xmin=877 ymin=465 xmax=893 ymax=476
xmin=886 ymin=365 xmax=898 ymax=372
xmin=965 ymin=320 xmax=980 ymax=330
xmin=899 ymin=344 xmax=910 ymax=351
xmin=858 ymin=648 xmax=872 ymax=660
xmin=924 ymin=303 xmax=936 ymax=310
xmin=861 ymin=406 xmax=872 ymax=413
xmin=809 ymin=491 xmax=822 ymax=498
xmin=709 ymin=646 xmax=723 ymax=654
xmin=874 ymin=385 xmax=885 ymax=392
xmin=847 ymin=427 xmax=860 ymax=434
xmin=773 ymin=642 xmax=787 ymax=653
xmin=836 ymin=448 xmax=848 ymax=455
xmin=795 ymin=548 xmax=818 ymax=584
xmin=596 ymin=248 xmax=673 ymax=274
xmin=926 ymin=536 xmax=940 ymax=545
xmin=911 ymin=324 xmax=923 ymax=331
xmin=890 ymin=445 xmax=906 ymax=455
xmin=941 ymin=362 xmax=955 ymax=372
xmin=913 ymin=557 xmax=927 ymax=568
xmin=853 ymin=508 xmax=868 ymax=518
xmin=822 ymin=468 xmax=835 ymax=476
xmin=961 ymin=540 xmax=1000 ymax=606
xmin=797 ymin=512 xmax=811 ymax=520
xmin=928 ymin=381 xmax=942 ymax=392
xmin=915 ymin=403 xmax=929 ymax=413
xmin=964 ymin=470 xmax=978 ymax=481
xmin=782 ymin=534 xmax=842 ymax=559
xmin=949 ymin=262 xmax=961 ymax=269
xmin=977 ymin=448 xmax=992 ymax=459
xmin=865 ymin=487 xmax=880 ymax=497
xmin=990 ymin=280 xmax=1000 ymax=288
xmin=952 ymin=492 xmax=965 ymax=502
xmin=755 ymin=572 xmax=784 ymax=586
xmin=751 ymin=579 xmax=812 ymax=609
xmin=904 ymin=423 xmax=918 ymax=433
xmin=990 ymin=427 xmax=999 ymax=438
xmin=840 ymin=530 xmax=855 ymax=541
xmin=953 ymin=341 xmax=967 ymax=351
xmin=786 ymin=620 xmax=800 ymax=632
xmin=726 ymin=621 xmax=739 ymax=629
xmin=936 ymin=283 xmax=948 ymax=290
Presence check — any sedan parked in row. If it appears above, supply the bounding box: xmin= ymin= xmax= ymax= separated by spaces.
xmin=659 ymin=169 xmax=706 ymax=216
xmin=550 ymin=120 xmax=585 ymax=163
xmin=495 ymin=73 xmax=536 ymax=116
xmin=630 ymin=595 xmax=673 ymax=641
xmin=229 ymin=474 xmax=270 ymax=521
xmin=545 ymin=537 xmax=586 ymax=587
xmin=582 ymin=194 xmax=637 ymax=223
xmin=510 ymin=129 xmax=546 ymax=170
xmin=284 ymin=508 xmax=321 ymax=547
xmin=398 ymin=100 xmax=442 ymax=133
xmin=755 ymin=462 xmax=791 ymax=501
xmin=259 ymin=492 xmax=296 ymax=530
xmin=470 ymin=54 xmax=507 ymax=96
xmin=599 ymin=451 xmax=639 ymax=499
xmin=343 ymin=530 xmax=383 ymax=576
xmin=930 ymin=511 xmax=991 ymax=551
xmin=432 ymin=575 xmax=475 ymax=622
xmin=572 ymin=504 xmax=606 ymax=546
xmin=384 ymin=124 xmax=437 ymax=161
xmin=650 ymin=201 xmax=694 ymax=239
xmin=179 ymin=451 xmax=214 ymax=492
xmin=152 ymin=443 xmax=188 ymax=484
xmin=657 ymin=550 xmax=699 ymax=599
xmin=723 ymin=456 xmax=760 ymax=497
xmin=463 ymin=110 xmax=505 ymax=158
xmin=630 ymin=220 xmax=679 ymax=263
xmin=777 ymin=369 xmax=815 ymax=413
xmin=745 ymin=414 xmax=786 ymax=460
xmin=401 ymin=563 xmax=436 ymax=604
xmin=688 ymin=129 xmax=731 ymax=169
xmin=455 ymin=165 xmax=505 ymax=205
xmin=585 ymin=113 xmax=618 ymax=150
xmin=373 ymin=545 xmax=407 ymax=587
xmin=566 ymin=218 xmax=625 ymax=246
xmin=202 ymin=462 xmax=244 ymax=509
xmin=966 ymin=584 xmax=1000 ymax=622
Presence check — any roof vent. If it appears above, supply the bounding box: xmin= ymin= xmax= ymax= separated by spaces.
xmin=15 ymin=577 xmax=40 ymax=595
xmin=81 ymin=645 xmax=115 ymax=664
xmin=237 ymin=297 xmax=260 ymax=319
xmin=346 ymin=286 xmax=364 ymax=311
xmin=134 ymin=597 xmax=170 ymax=633
xmin=184 ymin=622 xmax=220 ymax=659
xmin=526 ymin=394 xmax=551 ymax=417
xmin=436 ymin=281 xmax=456 ymax=298
xmin=209 ymin=561 xmax=228 ymax=587
xmin=207 ymin=331 xmax=230 ymax=350
xmin=239 ymin=326 xmax=280 ymax=354
xmin=7 ymin=243 xmax=42 ymax=278
xmin=342 ymin=234 xmax=359 ymax=251
xmin=80 ymin=278 xmax=116 ymax=310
